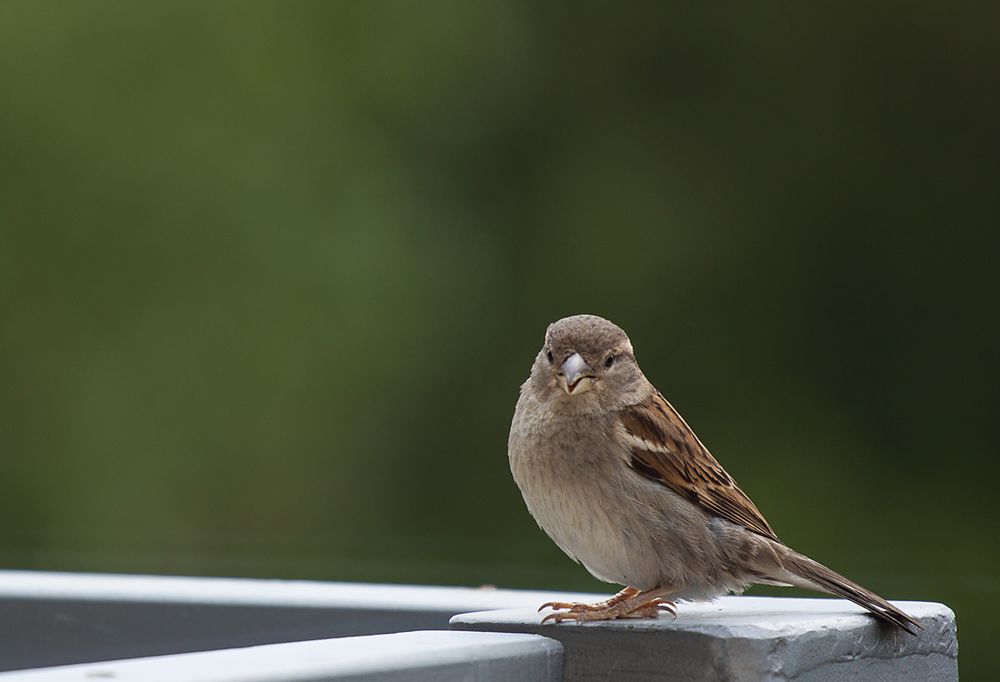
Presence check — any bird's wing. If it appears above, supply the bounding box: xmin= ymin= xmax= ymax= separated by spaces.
xmin=619 ymin=390 xmax=779 ymax=542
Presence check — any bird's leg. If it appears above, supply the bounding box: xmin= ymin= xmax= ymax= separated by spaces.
xmin=538 ymin=586 xmax=640 ymax=614
xmin=540 ymin=587 xmax=676 ymax=623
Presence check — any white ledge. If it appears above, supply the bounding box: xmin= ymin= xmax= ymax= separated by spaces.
xmin=0 ymin=572 xmax=958 ymax=680
xmin=0 ymin=631 xmax=563 ymax=682
xmin=450 ymin=595 xmax=958 ymax=681
xmin=0 ymin=570 xmax=595 ymax=612
xmin=0 ymin=570 xmax=595 ymax=672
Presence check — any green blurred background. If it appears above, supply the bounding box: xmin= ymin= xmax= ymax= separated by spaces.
xmin=1 ymin=1 xmax=996 ymax=676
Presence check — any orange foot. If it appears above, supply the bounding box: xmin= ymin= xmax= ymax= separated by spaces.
xmin=538 ymin=587 xmax=675 ymax=624
xmin=539 ymin=586 xmax=639 ymax=614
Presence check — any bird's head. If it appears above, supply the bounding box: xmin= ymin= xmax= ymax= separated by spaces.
xmin=528 ymin=314 xmax=647 ymax=413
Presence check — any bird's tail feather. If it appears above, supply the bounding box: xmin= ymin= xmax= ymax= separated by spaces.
xmin=778 ymin=548 xmax=921 ymax=635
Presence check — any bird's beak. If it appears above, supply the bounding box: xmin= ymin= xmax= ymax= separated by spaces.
xmin=559 ymin=352 xmax=594 ymax=395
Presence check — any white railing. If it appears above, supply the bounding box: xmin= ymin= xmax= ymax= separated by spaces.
xmin=0 ymin=571 xmax=956 ymax=681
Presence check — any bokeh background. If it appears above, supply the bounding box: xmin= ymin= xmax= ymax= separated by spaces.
xmin=1 ymin=2 xmax=996 ymax=676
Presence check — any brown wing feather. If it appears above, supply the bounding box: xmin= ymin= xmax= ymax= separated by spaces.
xmin=621 ymin=390 xmax=779 ymax=542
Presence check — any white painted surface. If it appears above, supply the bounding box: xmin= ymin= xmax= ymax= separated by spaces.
xmin=0 ymin=572 xmax=958 ymax=681
xmin=0 ymin=570 xmax=599 ymax=612
xmin=0 ymin=631 xmax=563 ymax=682
xmin=0 ymin=570 xmax=597 ymax=672
xmin=452 ymin=596 xmax=958 ymax=681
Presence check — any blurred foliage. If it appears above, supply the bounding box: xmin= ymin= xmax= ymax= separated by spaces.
xmin=0 ymin=1 xmax=996 ymax=676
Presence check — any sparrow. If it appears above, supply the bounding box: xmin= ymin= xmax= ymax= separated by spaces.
xmin=508 ymin=314 xmax=919 ymax=633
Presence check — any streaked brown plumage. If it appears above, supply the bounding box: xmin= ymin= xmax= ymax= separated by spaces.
xmin=508 ymin=314 xmax=919 ymax=633
xmin=622 ymin=391 xmax=779 ymax=542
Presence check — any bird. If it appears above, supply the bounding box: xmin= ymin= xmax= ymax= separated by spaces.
xmin=507 ymin=314 xmax=919 ymax=633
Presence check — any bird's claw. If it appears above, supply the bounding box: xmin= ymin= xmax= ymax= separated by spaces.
xmin=540 ymin=611 xmax=573 ymax=624
xmin=537 ymin=601 xmax=584 ymax=613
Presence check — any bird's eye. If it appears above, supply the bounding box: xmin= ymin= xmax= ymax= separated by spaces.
xmin=605 ymin=354 xmax=616 ymax=368
xmin=546 ymin=350 xmax=554 ymax=363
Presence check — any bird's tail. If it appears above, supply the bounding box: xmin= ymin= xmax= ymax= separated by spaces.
xmin=776 ymin=547 xmax=921 ymax=635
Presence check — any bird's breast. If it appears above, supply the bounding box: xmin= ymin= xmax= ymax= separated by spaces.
xmin=508 ymin=399 xmax=662 ymax=586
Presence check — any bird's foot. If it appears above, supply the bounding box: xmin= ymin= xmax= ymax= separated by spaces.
xmin=538 ymin=586 xmax=639 ymax=615
xmin=618 ymin=597 xmax=676 ymax=619
xmin=539 ymin=587 xmax=675 ymax=624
